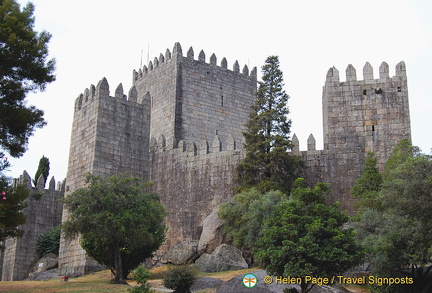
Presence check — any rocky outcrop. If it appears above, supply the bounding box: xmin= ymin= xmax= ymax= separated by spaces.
xmin=27 ymin=254 xmax=61 ymax=281
xmin=197 ymin=211 xmax=224 ymax=254
xmin=216 ymin=270 xmax=351 ymax=293
xmin=195 ymin=244 xmax=248 ymax=272
xmin=161 ymin=243 xmax=197 ymax=265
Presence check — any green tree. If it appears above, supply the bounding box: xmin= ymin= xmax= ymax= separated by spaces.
xmin=62 ymin=174 xmax=166 ymax=284
xmin=236 ymin=55 xmax=302 ymax=194
xmin=0 ymin=0 xmax=56 ymax=157
xmin=33 ymin=155 xmax=49 ymax=187
xmin=354 ymin=140 xmax=432 ymax=293
xmin=254 ymin=178 xmax=362 ymax=293
xmin=219 ymin=179 xmax=362 ymax=293
xmin=351 ymin=152 xmax=383 ymax=211
xmin=218 ymin=188 xmax=286 ymax=251
xmin=0 ymin=153 xmax=29 ymax=242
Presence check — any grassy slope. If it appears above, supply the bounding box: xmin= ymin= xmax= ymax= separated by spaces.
xmin=0 ymin=267 xmax=370 ymax=293
xmin=0 ymin=267 xmax=258 ymax=293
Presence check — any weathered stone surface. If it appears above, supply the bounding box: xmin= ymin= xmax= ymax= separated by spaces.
xmin=28 ymin=268 xmax=61 ymax=281
xmin=197 ymin=210 xmax=224 ymax=254
xmin=190 ymin=276 xmax=223 ymax=291
xmin=195 ymin=244 xmax=248 ymax=272
xmin=161 ymin=243 xmax=197 ymax=265
xmin=30 ymin=253 xmax=58 ymax=274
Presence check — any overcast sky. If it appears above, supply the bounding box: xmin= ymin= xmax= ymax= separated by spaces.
xmin=8 ymin=0 xmax=432 ymax=183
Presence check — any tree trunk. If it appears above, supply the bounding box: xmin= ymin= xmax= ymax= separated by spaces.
xmin=113 ymin=243 xmax=126 ymax=284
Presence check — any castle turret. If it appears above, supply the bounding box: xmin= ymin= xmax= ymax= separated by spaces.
xmin=322 ymin=61 xmax=411 ymax=210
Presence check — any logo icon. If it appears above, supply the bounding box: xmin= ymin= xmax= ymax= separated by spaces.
xmin=242 ymin=273 xmax=258 ymax=288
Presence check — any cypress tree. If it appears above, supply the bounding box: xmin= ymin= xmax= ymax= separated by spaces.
xmin=236 ymin=56 xmax=302 ymax=194
xmin=33 ymin=155 xmax=50 ymax=187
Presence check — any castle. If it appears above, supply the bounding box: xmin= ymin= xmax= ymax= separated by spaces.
xmin=0 ymin=173 xmax=64 ymax=281
xmin=1 ymin=42 xmax=411 ymax=279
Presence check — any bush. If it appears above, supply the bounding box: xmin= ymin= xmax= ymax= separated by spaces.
xmin=36 ymin=226 xmax=61 ymax=258
xmin=128 ymin=266 xmax=151 ymax=293
xmin=163 ymin=265 xmax=198 ymax=293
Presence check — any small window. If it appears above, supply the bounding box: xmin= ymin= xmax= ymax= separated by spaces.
xmin=372 ymin=125 xmax=375 ymax=142
xmin=397 ymin=87 xmax=401 ymax=92
xmin=221 ymin=95 xmax=224 ymax=107
xmin=363 ymin=89 xmax=367 ymax=95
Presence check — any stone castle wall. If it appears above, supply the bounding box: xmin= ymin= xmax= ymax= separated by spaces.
xmin=1 ymin=42 xmax=412 ymax=279
xmin=177 ymin=48 xmax=256 ymax=145
xmin=290 ymin=61 xmax=411 ymax=212
xmin=58 ymin=43 xmax=257 ymax=276
xmin=0 ymin=172 xmax=64 ymax=281
xmin=56 ymin=42 xmax=411 ymax=275
xmin=150 ymin=135 xmax=244 ymax=252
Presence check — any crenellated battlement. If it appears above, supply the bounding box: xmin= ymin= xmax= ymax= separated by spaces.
xmin=291 ymin=133 xmax=319 ymax=152
xmin=149 ymin=134 xmax=242 ymax=155
xmin=325 ymin=61 xmax=407 ymax=84
xmin=322 ymin=61 xmax=411 ymax=211
xmin=132 ymin=42 xmax=257 ymax=83
xmin=12 ymin=170 xmax=65 ymax=192
xmin=74 ymin=78 xmax=140 ymax=112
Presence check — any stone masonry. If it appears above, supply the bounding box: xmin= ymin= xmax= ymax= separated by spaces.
xmin=57 ymin=42 xmax=411 ymax=276
xmin=58 ymin=42 xmax=256 ymax=276
xmin=0 ymin=172 xmax=64 ymax=281
xmin=292 ymin=61 xmax=411 ymax=211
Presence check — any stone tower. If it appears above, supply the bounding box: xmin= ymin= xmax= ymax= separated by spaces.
xmin=294 ymin=61 xmax=411 ymax=211
xmin=58 ymin=42 xmax=257 ymax=276
xmin=323 ymin=61 xmax=411 ymax=167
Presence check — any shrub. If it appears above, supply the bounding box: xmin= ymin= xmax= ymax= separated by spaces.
xmin=163 ymin=265 xmax=198 ymax=293
xmin=36 ymin=226 xmax=61 ymax=258
xmin=128 ymin=266 xmax=151 ymax=293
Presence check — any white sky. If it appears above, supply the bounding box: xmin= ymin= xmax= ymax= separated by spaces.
xmin=8 ymin=0 xmax=432 ymax=183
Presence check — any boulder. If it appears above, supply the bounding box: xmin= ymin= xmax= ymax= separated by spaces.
xmin=190 ymin=277 xmax=223 ymax=291
xmin=161 ymin=243 xmax=197 ymax=265
xmin=216 ymin=270 xmax=351 ymax=293
xmin=195 ymin=244 xmax=248 ymax=272
xmin=216 ymin=270 xmax=296 ymax=293
xmin=30 ymin=253 xmax=58 ymax=274
xmin=28 ymin=268 xmax=61 ymax=281
xmin=197 ymin=210 xmax=224 ymax=254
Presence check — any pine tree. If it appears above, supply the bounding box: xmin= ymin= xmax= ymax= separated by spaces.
xmin=0 ymin=0 xmax=56 ymax=157
xmin=351 ymin=152 xmax=383 ymax=211
xmin=236 ymin=55 xmax=302 ymax=193
xmin=33 ymin=155 xmax=49 ymax=187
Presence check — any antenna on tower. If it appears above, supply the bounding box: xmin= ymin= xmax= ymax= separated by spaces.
xmin=140 ymin=49 xmax=143 ymax=69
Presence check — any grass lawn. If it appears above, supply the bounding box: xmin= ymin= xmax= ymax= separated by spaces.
xmin=0 ymin=270 xmax=130 ymax=293
xmin=0 ymin=266 xmax=370 ymax=292
xmin=0 ymin=267 xmax=258 ymax=293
